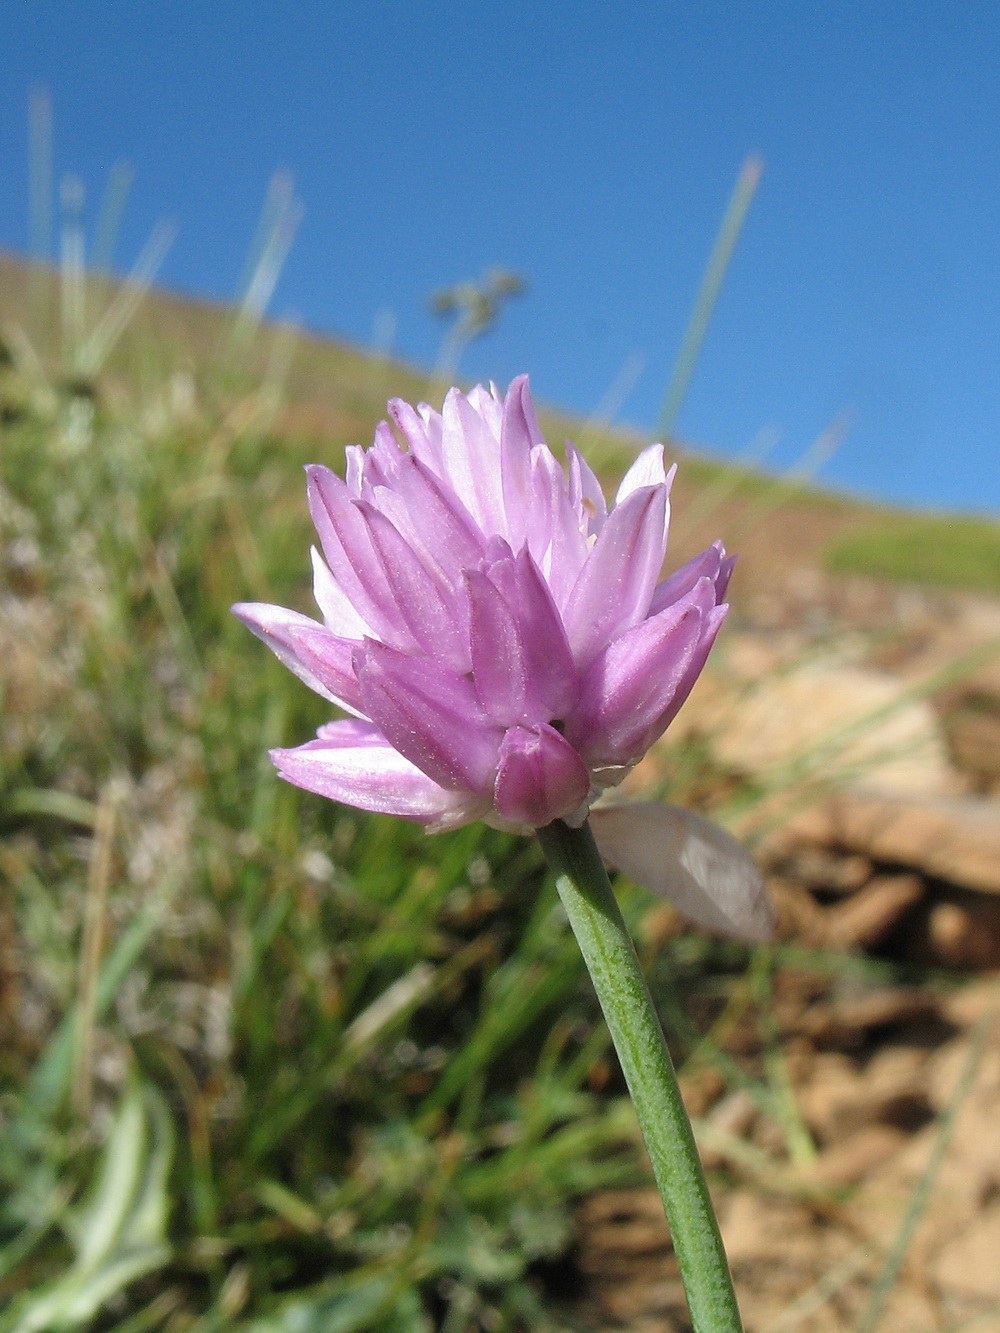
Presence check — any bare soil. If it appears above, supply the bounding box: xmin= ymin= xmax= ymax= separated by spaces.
xmin=573 ymin=542 xmax=1000 ymax=1331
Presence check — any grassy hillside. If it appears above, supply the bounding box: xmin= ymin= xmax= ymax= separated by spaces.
xmin=5 ymin=247 xmax=993 ymax=599
xmin=1 ymin=249 xmax=998 ymax=1332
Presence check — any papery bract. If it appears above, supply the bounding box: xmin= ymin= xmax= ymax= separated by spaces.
xmin=234 ymin=377 xmax=770 ymax=939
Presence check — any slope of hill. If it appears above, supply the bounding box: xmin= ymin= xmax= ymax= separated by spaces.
xmin=5 ymin=247 xmax=1000 ymax=1333
xmin=4 ymin=245 xmax=983 ymax=605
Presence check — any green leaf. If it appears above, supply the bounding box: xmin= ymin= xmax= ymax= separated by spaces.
xmin=4 ymin=1083 xmax=174 ymax=1333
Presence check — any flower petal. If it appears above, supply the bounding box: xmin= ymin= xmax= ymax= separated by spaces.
xmin=562 ymin=483 xmax=669 ymax=670
xmin=501 ymin=374 xmax=544 ymax=448
xmin=440 ymin=387 xmax=506 ymax=536
xmin=465 ymin=546 xmax=578 ymax=727
xmin=614 ymin=446 xmax=672 ymax=503
xmin=524 ymin=445 xmax=589 ymax=605
xmin=648 ymin=541 xmax=734 ymax=617
xmin=493 ymin=724 xmax=591 ymax=828
xmin=665 ymin=602 xmax=727 ymax=732
xmin=360 ymin=421 xmax=405 ymax=489
xmin=355 ymin=501 xmax=470 ymax=671
xmin=310 ymin=547 xmax=370 ymax=638
xmin=566 ymin=442 xmax=607 ymax=537
xmin=567 ymin=580 xmax=719 ymax=768
xmin=466 ymin=568 xmax=535 ymax=726
xmin=344 ymin=444 xmax=365 ymax=494
xmin=232 ymin=602 xmax=364 ymax=714
xmin=372 ymin=453 xmax=484 ymax=576
xmin=468 ymin=381 xmax=504 ymax=438
xmin=483 ymin=548 xmax=580 ymax=721
xmin=387 ymin=396 xmax=446 ymax=474
xmin=306 ymin=465 xmax=415 ymax=649
xmin=498 ymin=375 xmax=544 ymax=548
xmin=590 ymin=801 xmax=774 ymax=942
xmin=355 ymin=640 xmax=502 ymax=792
xmin=272 ymin=719 xmax=487 ymax=828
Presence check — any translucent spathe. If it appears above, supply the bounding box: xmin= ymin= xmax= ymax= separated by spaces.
xmin=234 ymin=376 xmax=769 ymax=940
xmin=589 ymin=802 xmax=773 ymax=942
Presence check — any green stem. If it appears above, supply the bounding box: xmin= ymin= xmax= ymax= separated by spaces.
xmin=537 ymin=818 xmax=743 ymax=1333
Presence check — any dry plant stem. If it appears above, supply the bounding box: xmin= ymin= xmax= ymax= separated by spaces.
xmin=538 ymin=818 xmax=743 ymax=1333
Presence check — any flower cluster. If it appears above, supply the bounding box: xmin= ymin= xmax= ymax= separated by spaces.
xmin=234 ymin=376 xmax=732 ymax=834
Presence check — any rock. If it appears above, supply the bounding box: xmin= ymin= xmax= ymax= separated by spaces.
xmin=768 ymin=876 xmax=830 ymax=940
xmin=818 ymin=873 xmax=925 ymax=949
xmin=848 ymin=1013 xmax=1000 ymax=1283
xmin=924 ymin=897 xmax=1000 ymax=969
xmin=803 ymin=1123 xmax=909 ymax=1187
xmin=706 ymin=659 xmax=961 ymax=796
xmin=797 ymin=1051 xmax=860 ymax=1139
xmin=942 ymin=977 xmax=1000 ymax=1028
xmin=798 ymin=1047 xmax=930 ymax=1144
xmin=942 ymin=699 xmax=1000 ymax=788
xmin=771 ymin=871 xmax=924 ymax=952
xmin=785 ymin=789 xmax=1000 ymax=896
xmin=889 ymin=592 xmax=1000 ymax=700
xmin=933 ymin=1205 xmax=1000 ymax=1299
xmin=928 ymin=1027 xmax=1000 ymax=1119
xmin=573 ymin=1187 xmax=689 ymax=1331
xmin=678 ymin=1066 xmax=725 ymax=1116
xmin=697 ymin=1089 xmax=757 ymax=1170
xmin=796 ymin=986 xmax=943 ymax=1048
xmin=719 ymin=1190 xmax=817 ymax=1268
xmin=575 ymin=1189 xmax=672 ymax=1271
xmin=770 ymin=845 xmax=873 ymax=895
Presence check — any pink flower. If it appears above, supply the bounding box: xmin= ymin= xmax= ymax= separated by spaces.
xmin=234 ymin=377 xmax=771 ymax=940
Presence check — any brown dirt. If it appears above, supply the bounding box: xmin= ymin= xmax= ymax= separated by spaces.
xmin=574 ymin=975 xmax=1000 ymax=1332
xmin=572 ymin=553 xmax=1000 ymax=1332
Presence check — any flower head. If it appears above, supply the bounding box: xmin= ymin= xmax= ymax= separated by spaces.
xmin=235 ymin=376 xmax=730 ymax=830
xmin=233 ymin=377 xmax=771 ymax=939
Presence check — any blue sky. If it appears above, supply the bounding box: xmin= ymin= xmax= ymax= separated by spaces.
xmin=2 ymin=2 xmax=999 ymax=512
